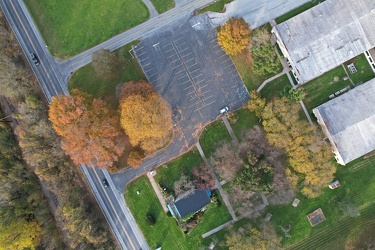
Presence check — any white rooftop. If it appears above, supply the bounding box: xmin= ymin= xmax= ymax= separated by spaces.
xmin=313 ymin=78 xmax=375 ymax=164
xmin=273 ymin=0 xmax=375 ymax=83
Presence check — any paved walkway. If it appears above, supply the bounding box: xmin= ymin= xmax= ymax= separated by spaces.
xmin=221 ymin=116 xmax=239 ymax=145
xmin=195 ymin=142 xmax=237 ymax=221
xmin=299 ymin=100 xmax=313 ymax=125
xmin=341 ymin=64 xmax=355 ymax=86
xmin=146 ymin=172 xmax=169 ymax=213
xmin=142 ymin=0 xmax=159 ymax=18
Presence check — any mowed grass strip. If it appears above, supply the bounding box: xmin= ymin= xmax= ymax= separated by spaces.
xmin=68 ymin=41 xmax=146 ymax=108
xmin=25 ymin=0 xmax=149 ymax=58
xmin=198 ymin=0 xmax=233 ymax=13
xmin=275 ymin=0 xmax=326 ymax=24
xmin=150 ymin=0 xmax=175 ymax=14
xmin=266 ymin=155 xmax=375 ymax=249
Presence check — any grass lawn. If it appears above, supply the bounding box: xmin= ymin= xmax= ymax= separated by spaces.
xmin=125 ymin=176 xmax=232 ymax=250
xmin=199 ymin=120 xmax=232 ymax=158
xmin=68 ymin=41 xmax=146 ymax=108
xmin=260 ymin=74 xmax=291 ymax=101
xmin=275 ymin=0 xmax=326 ymax=24
xmin=265 ymin=155 xmax=375 ymax=249
xmin=228 ymin=108 xmax=259 ymax=141
xmin=346 ymin=54 xmax=375 ymax=84
xmin=150 ymin=0 xmax=175 ymax=14
xmin=300 ymin=65 xmax=350 ymax=112
xmin=24 ymin=0 xmax=149 ymax=58
xmin=197 ymin=0 xmax=233 ymax=13
xmin=154 ymin=148 xmax=203 ymax=192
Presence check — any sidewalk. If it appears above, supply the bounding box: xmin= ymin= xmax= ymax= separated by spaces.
xmin=221 ymin=116 xmax=239 ymax=145
xmin=146 ymin=171 xmax=169 ymax=213
xmin=196 ymin=142 xmax=237 ymax=221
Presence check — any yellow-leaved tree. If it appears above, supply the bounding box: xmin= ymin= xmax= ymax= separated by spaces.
xmin=119 ymin=81 xmax=173 ymax=152
xmin=217 ymin=17 xmax=251 ymax=56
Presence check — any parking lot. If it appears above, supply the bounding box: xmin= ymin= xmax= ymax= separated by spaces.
xmin=134 ymin=14 xmax=249 ymax=148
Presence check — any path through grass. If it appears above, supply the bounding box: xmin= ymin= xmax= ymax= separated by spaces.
xmin=25 ymin=0 xmax=149 ymax=57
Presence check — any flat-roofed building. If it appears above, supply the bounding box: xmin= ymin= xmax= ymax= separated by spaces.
xmin=313 ymin=78 xmax=375 ymax=165
xmin=272 ymin=0 xmax=375 ymax=84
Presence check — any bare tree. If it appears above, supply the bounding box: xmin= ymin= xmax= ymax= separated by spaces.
xmin=173 ymin=174 xmax=195 ymax=196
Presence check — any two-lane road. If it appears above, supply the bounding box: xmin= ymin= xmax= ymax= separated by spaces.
xmin=0 ymin=1 xmax=148 ymax=249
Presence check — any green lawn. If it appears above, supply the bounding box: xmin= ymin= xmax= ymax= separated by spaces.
xmin=265 ymin=155 xmax=375 ymax=249
xmin=275 ymin=0 xmax=326 ymax=24
xmin=125 ymin=176 xmax=232 ymax=250
xmin=24 ymin=0 xmax=149 ymax=58
xmin=197 ymin=0 xmax=233 ymax=13
xmin=199 ymin=120 xmax=232 ymax=158
xmin=346 ymin=54 xmax=375 ymax=84
xmin=260 ymin=74 xmax=291 ymax=101
xmin=68 ymin=41 xmax=146 ymax=108
xmin=150 ymin=0 xmax=175 ymax=14
xmin=228 ymin=108 xmax=259 ymax=141
xmin=154 ymin=148 xmax=203 ymax=192
xmin=300 ymin=65 xmax=350 ymax=112
xmin=231 ymin=51 xmax=269 ymax=91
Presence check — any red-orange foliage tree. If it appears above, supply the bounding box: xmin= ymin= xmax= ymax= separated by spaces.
xmin=49 ymin=89 xmax=125 ymax=168
xmin=192 ymin=163 xmax=216 ymax=190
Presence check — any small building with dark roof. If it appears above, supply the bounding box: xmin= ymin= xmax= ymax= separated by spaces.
xmin=168 ymin=189 xmax=211 ymax=219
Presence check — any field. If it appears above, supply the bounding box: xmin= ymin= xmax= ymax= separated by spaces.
xmin=275 ymin=0 xmax=326 ymax=24
xmin=199 ymin=120 xmax=232 ymax=158
xmin=125 ymin=156 xmax=231 ymax=250
xmin=197 ymin=0 xmax=233 ymax=13
xmin=265 ymin=155 xmax=375 ymax=249
xmin=68 ymin=41 xmax=146 ymax=108
xmin=150 ymin=0 xmax=175 ymax=14
xmin=24 ymin=0 xmax=149 ymax=57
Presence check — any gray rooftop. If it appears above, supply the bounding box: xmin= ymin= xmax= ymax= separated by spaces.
xmin=313 ymin=78 xmax=375 ymax=164
xmin=274 ymin=0 xmax=375 ymax=83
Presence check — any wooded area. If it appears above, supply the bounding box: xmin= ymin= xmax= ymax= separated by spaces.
xmin=248 ymin=91 xmax=336 ymax=197
xmin=0 ymin=11 xmax=116 ymax=249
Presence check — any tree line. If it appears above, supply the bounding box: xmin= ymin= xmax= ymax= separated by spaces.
xmin=0 ymin=11 xmax=117 ymax=249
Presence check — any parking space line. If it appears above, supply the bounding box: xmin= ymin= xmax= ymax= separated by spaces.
xmin=148 ymin=72 xmax=157 ymax=78
xmin=184 ymin=85 xmax=194 ymax=91
xmin=189 ymin=68 xmax=199 ymax=74
xmin=178 ymin=75 xmax=187 ymax=80
xmin=176 ymin=41 xmax=187 ymax=46
xmin=181 ymin=54 xmax=193 ymax=59
xmin=139 ymin=57 xmax=150 ymax=62
xmin=187 ymin=63 xmax=197 ymax=68
xmin=179 ymin=47 xmax=190 ymax=53
xmin=224 ymin=64 xmax=234 ymax=70
xmin=185 ymin=58 xmax=195 ymax=63
xmin=144 ymin=68 xmax=155 ymax=74
xmin=221 ymin=58 xmax=231 ymax=64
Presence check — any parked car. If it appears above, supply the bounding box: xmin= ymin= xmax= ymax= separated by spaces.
xmin=102 ymin=179 xmax=109 ymax=188
xmin=220 ymin=106 xmax=229 ymax=114
xmin=30 ymin=53 xmax=39 ymax=66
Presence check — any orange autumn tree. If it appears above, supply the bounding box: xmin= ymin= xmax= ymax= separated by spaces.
xmin=217 ymin=17 xmax=251 ymax=56
xmin=119 ymin=81 xmax=173 ymax=152
xmin=49 ymin=89 xmax=125 ymax=168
